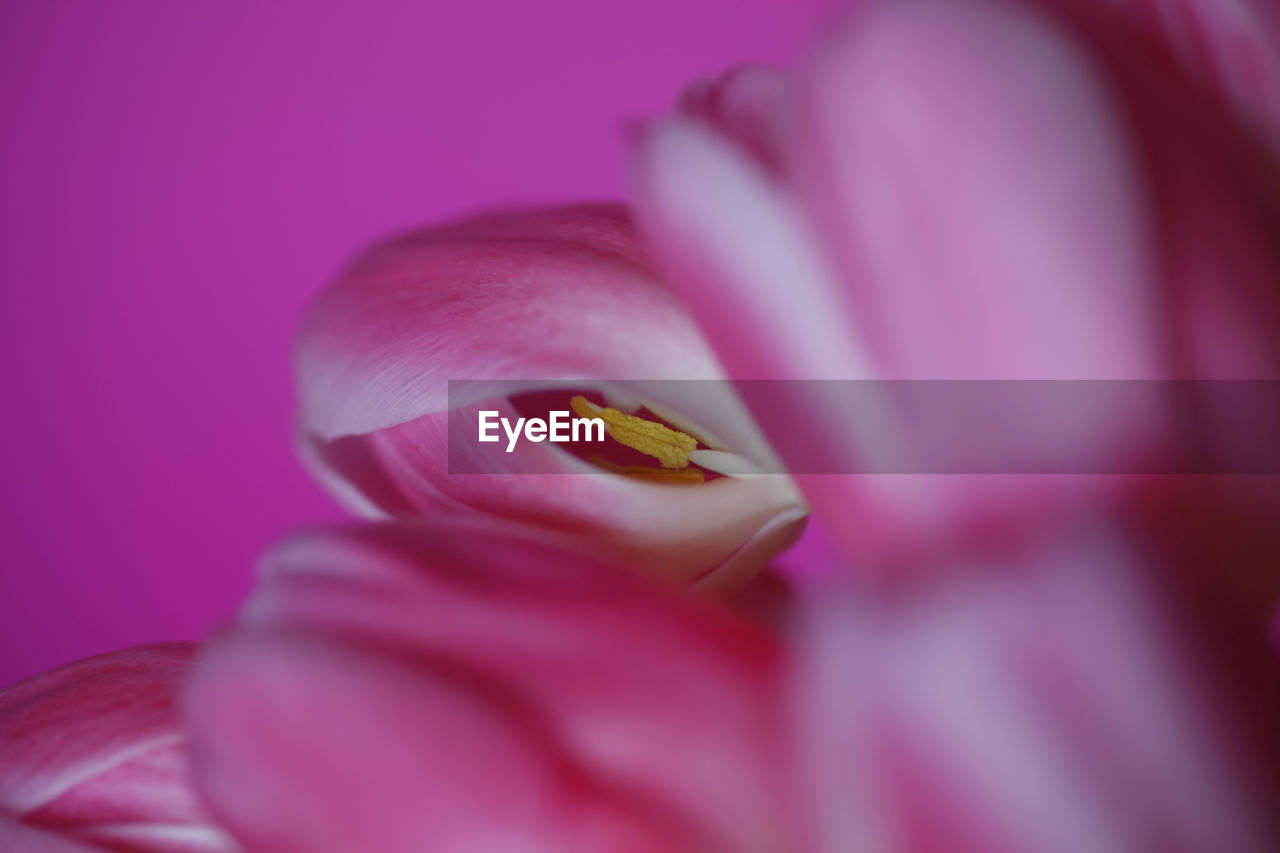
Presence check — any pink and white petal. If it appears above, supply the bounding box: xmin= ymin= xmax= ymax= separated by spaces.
xmin=632 ymin=120 xmax=874 ymax=385
xmin=632 ymin=118 xmax=917 ymax=564
xmin=0 ymin=644 xmax=233 ymax=852
xmin=0 ymin=821 xmax=103 ymax=852
xmin=1023 ymin=0 xmax=1280 ymax=473
xmin=296 ymin=203 xmax=724 ymax=442
xmin=1097 ymin=0 xmax=1280 ymax=146
xmin=794 ymin=0 xmax=1159 ymax=381
xmin=1026 ymin=0 xmax=1280 ymax=384
xmin=186 ymin=634 xmax=688 ymax=853
xmin=1 ymin=644 xmax=193 ymax=818
xmin=194 ymin=522 xmax=791 ymax=853
xmin=629 ymin=119 xmax=1014 ymax=562
xmin=641 ymin=0 xmax=1280 ymax=559
xmin=789 ymin=522 xmax=1274 ymax=853
xmin=678 ymin=64 xmax=790 ymax=173
xmin=1090 ymin=18 xmax=1280 ymax=382
xmin=797 ymin=0 xmax=1280 ymax=380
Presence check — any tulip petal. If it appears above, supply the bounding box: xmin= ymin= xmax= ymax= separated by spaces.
xmin=635 ymin=0 xmax=1280 ymax=561
xmin=632 ymin=120 xmax=874 ymax=385
xmin=0 ymin=821 xmax=102 ymax=852
xmin=296 ymin=203 xmax=722 ymax=440
xmin=632 ymin=111 xmax=915 ymax=565
xmin=794 ymin=0 xmax=1280 ymax=380
xmin=1101 ymin=0 xmax=1280 ymax=145
xmin=677 ymin=65 xmax=790 ymax=172
xmin=790 ymin=522 xmax=1272 ymax=852
xmin=796 ymin=0 xmax=1158 ymax=381
xmin=0 ymin=644 xmax=233 ymax=852
xmin=188 ymin=633 xmax=686 ymax=852
xmin=186 ymin=522 xmax=789 ymax=853
xmin=791 ymin=0 xmax=1165 ymax=555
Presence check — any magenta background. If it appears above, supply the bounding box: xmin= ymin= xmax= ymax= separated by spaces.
xmin=0 ymin=1 xmax=833 ymax=686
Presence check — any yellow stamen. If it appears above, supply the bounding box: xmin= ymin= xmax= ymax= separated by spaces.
xmin=571 ymin=395 xmax=698 ymax=469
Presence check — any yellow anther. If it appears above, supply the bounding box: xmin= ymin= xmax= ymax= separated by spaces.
xmin=571 ymin=395 xmax=698 ymax=469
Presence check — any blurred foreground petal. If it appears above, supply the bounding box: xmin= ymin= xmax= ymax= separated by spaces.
xmin=0 ymin=644 xmax=234 ymax=852
xmin=184 ymin=522 xmax=788 ymax=853
xmin=791 ymin=521 xmax=1277 ymax=852
xmin=634 ymin=0 xmax=1280 ymax=562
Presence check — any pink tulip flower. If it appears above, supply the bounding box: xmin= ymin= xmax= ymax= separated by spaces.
xmin=294 ymin=203 xmax=806 ymax=590
xmin=0 ymin=643 xmax=235 ymax=852
xmin=181 ymin=518 xmax=1277 ymax=852
xmin=184 ymin=0 xmax=1277 ymax=850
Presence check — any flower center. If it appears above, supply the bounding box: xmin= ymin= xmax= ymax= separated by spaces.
xmin=504 ymin=388 xmax=760 ymax=484
xmin=570 ymin=395 xmax=706 ymax=484
xmin=570 ymin=396 xmax=698 ymax=468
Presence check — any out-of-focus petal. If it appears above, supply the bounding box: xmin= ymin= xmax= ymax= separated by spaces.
xmin=635 ymin=0 xmax=1280 ymax=562
xmin=634 ymin=0 xmax=1153 ymax=560
xmin=187 ymin=634 xmax=684 ymax=852
xmin=1090 ymin=0 xmax=1280 ymax=145
xmin=791 ymin=0 xmax=1280 ymax=382
xmin=795 ymin=0 xmax=1158 ymax=381
xmin=632 ymin=121 xmax=874 ymax=385
xmin=185 ymin=522 xmax=790 ymax=853
xmin=789 ymin=522 xmax=1276 ymax=853
xmin=295 ymin=202 xmax=806 ymax=586
xmin=0 ymin=820 xmax=102 ymax=852
xmin=0 ymin=644 xmax=234 ymax=852
xmin=788 ymin=0 xmax=1169 ymax=557
xmin=678 ymin=65 xmax=790 ymax=172
xmin=632 ymin=118 xmax=905 ymax=565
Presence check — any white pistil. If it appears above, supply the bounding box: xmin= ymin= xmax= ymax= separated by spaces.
xmin=688 ymin=449 xmax=761 ymax=476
